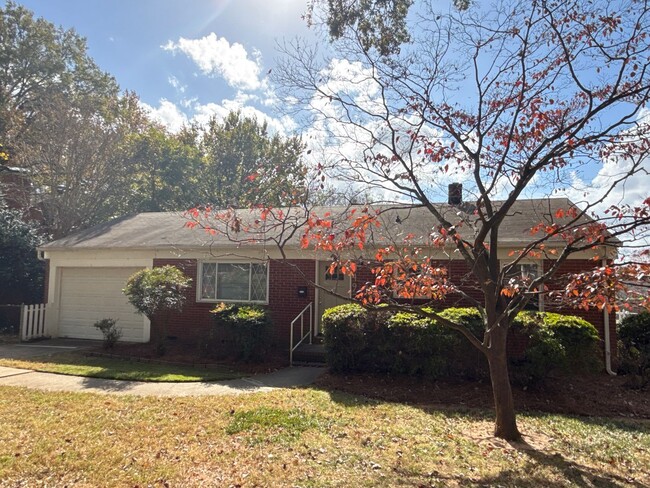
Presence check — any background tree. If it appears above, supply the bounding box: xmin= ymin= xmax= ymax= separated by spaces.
xmin=124 ymin=124 xmax=203 ymax=213
xmin=263 ymin=0 xmax=650 ymax=440
xmin=199 ymin=111 xmax=308 ymax=208
xmin=0 ymin=204 xmax=44 ymax=306
xmin=21 ymin=91 xmax=148 ymax=238
xmin=0 ymin=1 xmax=118 ymax=160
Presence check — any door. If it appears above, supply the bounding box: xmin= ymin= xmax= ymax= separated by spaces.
xmin=58 ymin=267 xmax=146 ymax=342
xmin=316 ymin=261 xmax=352 ymax=334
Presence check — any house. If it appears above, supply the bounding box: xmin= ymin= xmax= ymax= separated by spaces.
xmin=37 ymin=195 xmax=617 ymax=365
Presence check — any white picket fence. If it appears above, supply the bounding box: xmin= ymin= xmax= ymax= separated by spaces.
xmin=20 ymin=303 xmax=47 ymax=341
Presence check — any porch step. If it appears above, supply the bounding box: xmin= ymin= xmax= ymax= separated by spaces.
xmin=292 ymin=343 xmax=327 ymax=364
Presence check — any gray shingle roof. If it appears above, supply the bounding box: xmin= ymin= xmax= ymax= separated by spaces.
xmin=39 ymin=198 xmax=599 ymax=251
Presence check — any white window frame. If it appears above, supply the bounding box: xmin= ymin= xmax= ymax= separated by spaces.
xmin=197 ymin=260 xmax=270 ymax=304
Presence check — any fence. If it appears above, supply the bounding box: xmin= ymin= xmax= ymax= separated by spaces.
xmin=20 ymin=303 xmax=47 ymax=341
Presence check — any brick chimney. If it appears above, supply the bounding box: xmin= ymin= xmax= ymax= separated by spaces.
xmin=448 ymin=183 xmax=462 ymax=205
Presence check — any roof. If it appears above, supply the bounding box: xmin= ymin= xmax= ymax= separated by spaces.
xmin=39 ymin=198 xmax=601 ymax=251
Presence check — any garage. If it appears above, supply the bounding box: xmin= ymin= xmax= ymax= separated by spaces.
xmin=58 ymin=267 xmax=146 ymax=342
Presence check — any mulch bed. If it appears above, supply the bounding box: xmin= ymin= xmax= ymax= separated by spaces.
xmin=315 ymin=372 xmax=650 ymax=419
xmin=89 ymin=342 xmax=287 ymax=375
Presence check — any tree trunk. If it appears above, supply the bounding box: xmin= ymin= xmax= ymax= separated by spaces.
xmin=486 ymin=345 xmax=521 ymax=441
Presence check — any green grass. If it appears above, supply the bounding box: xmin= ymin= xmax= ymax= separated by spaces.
xmin=0 ymin=386 xmax=647 ymax=487
xmin=0 ymin=352 xmax=245 ymax=382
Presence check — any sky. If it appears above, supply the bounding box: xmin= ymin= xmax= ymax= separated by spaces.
xmin=5 ymin=0 xmax=649 ymax=229
xmin=11 ymin=0 xmax=314 ymax=134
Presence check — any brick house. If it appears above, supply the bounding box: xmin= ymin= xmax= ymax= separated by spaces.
xmin=37 ymin=197 xmax=616 ymax=365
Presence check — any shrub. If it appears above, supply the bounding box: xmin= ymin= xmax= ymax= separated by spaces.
xmin=209 ymin=303 xmax=273 ymax=362
xmin=321 ymin=304 xmax=367 ymax=372
xmin=123 ymin=266 xmax=191 ymax=354
xmin=618 ymin=311 xmax=650 ymax=384
xmin=511 ymin=312 xmax=601 ymax=386
xmin=322 ymin=304 xmax=602 ymax=386
xmin=542 ymin=312 xmax=601 ymax=372
xmin=437 ymin=308 xmax=488 ymax=378
xmin=94 ymin=318 xmax=122 ymax=349
xmin=385 ymin=312 xmax=454 ymax=377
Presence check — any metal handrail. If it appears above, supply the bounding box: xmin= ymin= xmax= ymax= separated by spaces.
xmin=289 ymin=302 xmax=313 ymax=366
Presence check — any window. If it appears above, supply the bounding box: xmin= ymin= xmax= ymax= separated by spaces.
xmin=199 ymin=262 xmax=268 ymax=303
xmin=505 ymin=262 xmax=541 ymax=310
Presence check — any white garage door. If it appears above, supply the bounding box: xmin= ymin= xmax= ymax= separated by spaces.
xmin=58 ymin=267 xmax=145 ymax=342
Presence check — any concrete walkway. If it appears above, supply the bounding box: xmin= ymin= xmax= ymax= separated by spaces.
xmin=0 ymin=339 xmax=325 ymax=397
xmin=0 ymin=365 xmax=325 ymax=397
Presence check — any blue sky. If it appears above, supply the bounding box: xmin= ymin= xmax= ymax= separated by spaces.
xmin=12 ymin=0 xmax=314 ymax=132
xmin=6 ymin=0 xmax=649 ymax=221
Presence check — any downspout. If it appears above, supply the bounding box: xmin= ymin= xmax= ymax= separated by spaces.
xmin=602 ymin=258 xmax=616 ymax=376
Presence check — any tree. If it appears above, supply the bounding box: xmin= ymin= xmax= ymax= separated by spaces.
xmin=0 ymin=205 xmax=45 ymax=305
xmin=199 ymin=111 xmax=308 ymax=208
xmin=22 ymin=92 xmax=148 ymax=238
xmin=0 ymin=1 xmax=118 ymax=158
xmin=123 ymin=266 xmax=191 ymax=354
xmin=188 ymin=0 xmax=650 ymax=441
xmin=123 ymin=124 xmax=203 ymax=213
xmin=0 ymin=2 xmax=147 ymax=237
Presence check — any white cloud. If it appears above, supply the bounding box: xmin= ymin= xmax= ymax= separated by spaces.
xmin=168 ymin=75 xmax=186 ymax=94
xmin=140 ymin=98 xmax=297 ymax=137
xmin=163 ymin=33 xmax=264 ymax=91
xmin=140 ymin=99 xmax=188 ymax=133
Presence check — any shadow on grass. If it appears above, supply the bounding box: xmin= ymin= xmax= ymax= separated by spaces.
xmin=305 ymin=381 xmax=649 ymax=487
xmin=470 ymin=439 xmax=646 ymax=487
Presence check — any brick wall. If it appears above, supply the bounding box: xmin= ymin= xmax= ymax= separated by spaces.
xmin=153 ymin=256 xmax=615 ymax=363
xmin=152 ymin=258 xmax=315 ymax=351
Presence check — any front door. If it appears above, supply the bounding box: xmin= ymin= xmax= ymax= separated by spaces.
xmin=316 ymin=260 xmax=352 ymax=334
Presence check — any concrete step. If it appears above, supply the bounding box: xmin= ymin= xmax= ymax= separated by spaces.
xmin=292 ymin=343 xmax=326 ymax=364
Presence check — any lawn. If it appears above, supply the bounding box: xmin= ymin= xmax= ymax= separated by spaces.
xmin=0 ymin=352 xmax=244 ymax=382
xmin=0 ymin=386 xmax=647 ymax=487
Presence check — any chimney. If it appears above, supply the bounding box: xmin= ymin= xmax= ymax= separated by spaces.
xmin=448 ymin=183 xmax=462 ymax=205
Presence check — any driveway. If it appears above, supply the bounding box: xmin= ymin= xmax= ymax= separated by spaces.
xmin=0 ymin=338 xmax=102 ymax=360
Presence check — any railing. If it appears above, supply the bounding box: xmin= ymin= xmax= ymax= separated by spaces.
xmin=20 ymin=303 xmax=47 ymax=341
xmin=289 ymin=302 xmax=313 ymax=366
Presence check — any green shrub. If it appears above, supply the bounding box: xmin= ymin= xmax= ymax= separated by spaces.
xmin=321 ymin=304 xmax=601 ymax=385
xmin=618 ymin=311 xmax=650 ymax=383
xmin=437 ymin=308 xmax=488 ymax=378
xmin=123 ymin=265 xmax=191 ymax=354
xmin=322 ymin=304 xmax=367 ymax=372
xmin=94 ymin=318 xmax=122 ymax=349
xmin=542 ymin=312 xmax=601 ymax=372
xmin=385 ymin=312 xmax=454 ymax=377
xmin=209 ymin=303 xmax=273 ymax=362
xmin=511 ymin=312 xmax=601 ymax=386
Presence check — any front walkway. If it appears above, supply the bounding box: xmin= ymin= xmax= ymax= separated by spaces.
xmin=0 ymin=338 xmax=325 ymax=397
xmin=0 ymin=365 xmax=325 ymax=396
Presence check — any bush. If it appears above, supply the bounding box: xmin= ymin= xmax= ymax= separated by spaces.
xmin=385 ymin=312 xmax=455 ymax=377
xmin=322 ymin=304 xmax=368 ymax=372
xmin=618 ymin=311 xmax=650 ymax=384
xmin=123 ymin=265 xmax=191 ymax=354
xmin=209 ymin=303 xmax=273 ymax=362
xmin=321 ymin=304 xmax=601 ymax=385
xmin=437 ymin=308 xmax=488 ymax=378
xmin=511 ymin=312 xmax=601 ymax=386
xmin=94 ymin=318 xmax=122 ymax=349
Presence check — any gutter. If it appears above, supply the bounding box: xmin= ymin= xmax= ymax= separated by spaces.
xmin=602 ymin=257 xmax=616 ymax=376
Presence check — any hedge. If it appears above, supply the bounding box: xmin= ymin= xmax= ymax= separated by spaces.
xmin=322 ymin=306 xmax=602 ymax=384
xmin=203 ymin=303 xmax=273 ymax=362
xmin=618 ymin=311 xmax=650 ymax=384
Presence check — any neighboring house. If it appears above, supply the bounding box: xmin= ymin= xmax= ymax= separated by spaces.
xmin=37 ymin=195 xmax=616 ymax=363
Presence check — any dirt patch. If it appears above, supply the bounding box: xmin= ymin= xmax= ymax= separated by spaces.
xmin=92 ymin=342 xmax=287 ymax=375
xmin=316 ymin=372 xmax=650 ymax=419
